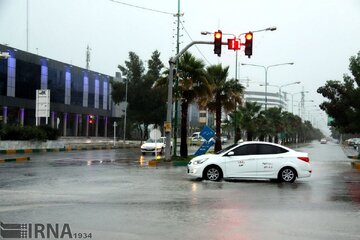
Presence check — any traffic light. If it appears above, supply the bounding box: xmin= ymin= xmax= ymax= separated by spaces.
xmin=244 ymin=32 xmax=253 ymax=58
xmin=89 ymin=115 xmax=95 ymax=124
xmin=214 ymin=30 xmax=222 ymax=56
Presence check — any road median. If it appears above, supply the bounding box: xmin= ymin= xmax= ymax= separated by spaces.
xmin=0 ymin=156 xmax=30 ymax=163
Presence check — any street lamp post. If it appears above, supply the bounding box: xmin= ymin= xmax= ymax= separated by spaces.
xmin=279 ymin=81 xmax=300 ymax=107
xmin=242 ymin=63 xmax=294 ymax=110
xmin=123 ymin=77 xmax=128 ymax=144
xmin=288 ymin=91 xmax=309 ymax=114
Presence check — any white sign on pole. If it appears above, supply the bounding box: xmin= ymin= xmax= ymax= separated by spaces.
xmin=36 ymin=89 xmax=50 ymax=118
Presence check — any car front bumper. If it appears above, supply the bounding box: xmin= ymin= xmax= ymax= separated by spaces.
xmin=141 ymin=148 xmax=163 ymax=153
xmin=187 ymin=164 xmax=204 ymax=178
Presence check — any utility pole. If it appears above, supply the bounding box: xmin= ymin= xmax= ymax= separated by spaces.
xmin=173 ymin=0 xmax=182 ymax=156
xmin=26 ymin=0 xmax=29 ymax=51
xmin=301 ymin=86 xmax=305 ymax=119
xmin=165 ymin=41 xmax=215 ymax=161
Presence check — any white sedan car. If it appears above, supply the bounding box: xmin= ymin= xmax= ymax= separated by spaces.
xmin=187 ymin=141 xmax=311 ymax=183
xmin=140 ymin=137 xmax=172 ymax=155
xmin=141 ymin=138 xmax=165 ymax=155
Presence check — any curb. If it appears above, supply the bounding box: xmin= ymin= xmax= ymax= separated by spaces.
xmin=351 ymin=161 xmax=360 ymax=170
xmin=0 ymin=156 xmax=30 ymax=163
xmin=0 ymin=145 xmax=135 ymax=155
xmin=148 ymin=158 xmax=188 ymax=167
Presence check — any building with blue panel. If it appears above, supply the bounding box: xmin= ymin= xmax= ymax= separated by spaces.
xmin=0 ymin=44 xmax=114 ymax=137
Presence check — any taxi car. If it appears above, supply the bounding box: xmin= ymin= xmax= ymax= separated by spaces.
xmin=187 ymin=141 xmax=311 ymax=183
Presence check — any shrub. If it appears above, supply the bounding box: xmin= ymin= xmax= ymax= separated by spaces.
xmin=0 ymin=124 xmax=60 ymax=141
xmin=37 ymin=125 xmax=60 ymax=140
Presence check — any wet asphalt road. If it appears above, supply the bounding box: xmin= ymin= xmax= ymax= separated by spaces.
xmin=0 ymin=141 xmax=359 ymax=240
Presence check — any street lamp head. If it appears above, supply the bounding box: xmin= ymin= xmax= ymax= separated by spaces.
xmin=201 ymin=31 xmax=211 ymax=35
xmin=295 ymin=81 xmax=301 ymax=84
xmin=267 ymin=27 xmax=277 ymax=31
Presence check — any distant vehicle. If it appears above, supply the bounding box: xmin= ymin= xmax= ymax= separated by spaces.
xmin=221 ymin=135 xmax=228 ymax=143
xmin=353 ymin=138 xmax=360 ymax=150
xmin=189 ymin=132 xmax=205 ymax=145
xmin=187 ymin=141 xmax=311 ymax=183
xmin=141 ymin=137 xmax=172 ymax=155
xmin=345 ymin=138 xmax=360 ymax=146
xmin=320 ymin=138 xmax=327 ymax=144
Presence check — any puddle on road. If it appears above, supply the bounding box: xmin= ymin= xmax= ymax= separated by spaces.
xmin=48 ymin=155 xmax=164 ymax=168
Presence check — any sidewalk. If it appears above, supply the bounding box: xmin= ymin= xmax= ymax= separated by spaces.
xmin=0 ymin=137 xmax=141 ymax=155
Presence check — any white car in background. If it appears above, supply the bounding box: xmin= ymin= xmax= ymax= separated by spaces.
xmin=140 ymin=137 xmax=172 ymax=155
xmin=188 ymin=141 xmax=311 ymax=183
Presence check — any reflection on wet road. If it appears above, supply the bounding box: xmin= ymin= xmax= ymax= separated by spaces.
xmin=0 ymin=142 xmax=359 ymax=240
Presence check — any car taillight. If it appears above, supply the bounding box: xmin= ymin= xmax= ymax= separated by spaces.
xmin=298 ymin=157 xmax=310 ymax=163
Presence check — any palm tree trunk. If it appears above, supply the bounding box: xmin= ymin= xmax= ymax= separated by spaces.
xmin=215 ymin=94 xmax=222 ymax=152
xmin=180 ymin=99 xmax=188 ymax=157
xmin=247 ymin=131 xmax=253 ymax=141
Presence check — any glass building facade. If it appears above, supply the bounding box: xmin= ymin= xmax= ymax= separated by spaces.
xmin=0 ymin=44 xmax=113 ymax=137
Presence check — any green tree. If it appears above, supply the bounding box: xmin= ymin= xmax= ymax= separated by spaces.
xmin=112 ymin=51 xmax=165 ymax=140
xmin=205 ymin=64 xmax=244 ymax=151
xmin=317 ymin=51 xmax=360 ymax=133
xmin=142 ymin=50 xmax=166 ymax=138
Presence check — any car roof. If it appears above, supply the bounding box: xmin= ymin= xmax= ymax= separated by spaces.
xmin=235 ymin=141 xmax=293 ymax=151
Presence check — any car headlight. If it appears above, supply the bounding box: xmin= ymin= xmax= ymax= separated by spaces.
xmin=192 ymin=158 xmax=208 ymax=165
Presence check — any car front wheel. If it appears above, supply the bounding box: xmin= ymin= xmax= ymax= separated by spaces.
xmin=279 ymin=167 xmax=296 ymax=183
xmin=204 ymin=166 xmax=222 ymax=181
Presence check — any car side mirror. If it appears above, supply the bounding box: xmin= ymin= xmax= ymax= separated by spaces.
xmin=226 ymin=151 xmax=234 ymax=156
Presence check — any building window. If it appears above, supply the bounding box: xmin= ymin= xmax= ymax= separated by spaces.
xmin=71 ymin=69 xmax=84 ymax=106
xmin=40 ymin=59 xmax=48 ymax=89
xmin=15 ymin=59 xmax=41 ymax=100
xmin=94 ymin=77 xmax=99 ymax=109
xmin=48 ymin=66 xmax=65 ymax=103
xmin=83 ymin=73 xmax=88 ymax=107
xmin=7 ymin=57 xmax=16 ymax=97
xmin=103 ymin=80 xmax=108 ymax=110
xmin=65 ymin=67 xmax=71 ymax=105
xmin=0 ymin=58 xmax=7 ymax=96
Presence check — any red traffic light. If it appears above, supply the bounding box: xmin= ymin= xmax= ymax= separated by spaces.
xmin=214 ymin=31 xmax=222 ymax=39
xmin=244 ymin=32 xmax=253 ymax=58
xmin=89 ymin=114 xmax=95 ymax=124
xmin=245 ymin=32 xmax=253 ymax=40
xmin=227 ymin=38 xmax=240 ymax=51
xmin=214 ymin=30 xmax=222 ymax=56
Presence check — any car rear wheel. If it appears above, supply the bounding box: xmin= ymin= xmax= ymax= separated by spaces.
xmin=204 ymin=166 xmax=222 ymax=181
xmin=279 ymin=167 xmax=296 ymax=183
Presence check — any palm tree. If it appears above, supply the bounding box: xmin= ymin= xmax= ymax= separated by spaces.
xmin=263 ymin=107 xmax=283 ymax=142
xmin=177 ymin=52 xmax=211 ymax=157
xmin=205 ymin=64 xmax=244 ymax=151
xmin=238 ymin=101 xmax=262 ymax=141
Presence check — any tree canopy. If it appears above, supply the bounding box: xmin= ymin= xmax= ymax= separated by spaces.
xmin=317 ymin=51 xmax=360 ymax=133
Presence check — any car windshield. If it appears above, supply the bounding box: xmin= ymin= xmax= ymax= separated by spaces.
xmin=146 ymin=139 xmax=161 ymax=143
xmin=216 ymin=143 xmax=238 ymax=155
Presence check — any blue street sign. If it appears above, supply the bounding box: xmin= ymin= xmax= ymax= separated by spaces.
xmin=194 ymin=139 xmax=215 ymax=156
xmin=200 ymin=125 xmax=215 ymax=141
xmin=194 ymin=125 xmax=216 ymax=156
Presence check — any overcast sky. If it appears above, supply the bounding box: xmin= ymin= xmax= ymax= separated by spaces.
xmin=0 ymin=0 xmax=359 ymax=134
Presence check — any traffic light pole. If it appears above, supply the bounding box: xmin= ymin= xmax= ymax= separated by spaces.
xmin=165 ymin=40 xmax=224 ymax=161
